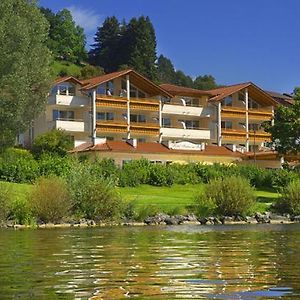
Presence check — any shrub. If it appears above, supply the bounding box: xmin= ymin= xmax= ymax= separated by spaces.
xmin=30 ymin=177 xmax=72 ymax=223
xmin=274 ymin=180 xmax=300 ymax=215
xmin=168 ymin=163 xmax=199 ymax=185
xmin=200 ymin=176 xmax=256 ymax=216
xmin=148 ymin=164 xmax=174 ymax=186
xmin=135 ymin=204 xmax=160 ymax=221
xmin=238 ymin=165 xmax=273 ymax=188
xmin=119 ymin=159 xmax=151 ymax=187
xmin=0 ymin=182 xmax=12 ymax=222
xmin=89 ymin=158 xmax=120 ymax=183
xmin=271 ymin=169 xmax=299 ymax=190
xmin=194 ymin=193 xmax=216 ymax=217
xmin=38 ymin=153 xmax=77 ymax=178
xmin=0 ymin=148 xmax=39 ymax=183
xmin=67 ymin=164 xmax=123 ymax=221
xmin=10 ymin=198 xmax=33 ymax=225
xmin=32 ymin=129 xmax=73 ymax=158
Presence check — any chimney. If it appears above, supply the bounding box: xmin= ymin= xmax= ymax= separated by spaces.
xmin=127 ymin=138 xmax=137 ymax=148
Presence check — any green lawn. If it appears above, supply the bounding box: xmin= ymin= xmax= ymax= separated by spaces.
xmin=1 ymin=181 xmax=279 ymax=214
xmin=119 ymin=184 xmax=279 ymax=214
xmin=51 ymin=60 xmax=83 ymax=77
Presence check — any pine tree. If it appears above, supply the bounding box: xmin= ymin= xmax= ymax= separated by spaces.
xmin=122 ymin=16 xmax=158 ymax=81
xmin=174 ymin=70 xmax=194 ymax=87
xmin=89 ymin=16 xmax=121 ymax=73
xmin=157 ymin=55 xmax=176 ymax=83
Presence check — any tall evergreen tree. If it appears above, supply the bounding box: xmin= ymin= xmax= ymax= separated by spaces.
xmin=193 ymin=75 xmax=218 ymax=90
xmin=121 ymin=16 xmax=158 ymax=81
xmin=157 ymin=55 xmax=176 ymax=83
xmin=174 ymin=70 xmax=194 ymax=88
xmin=40 ymin=8 xmax=87 ymax=63
xmin=89 ymin=16 xmax=121 ymax=73
xmin=0 ymin=0 xmax=52 ymax=147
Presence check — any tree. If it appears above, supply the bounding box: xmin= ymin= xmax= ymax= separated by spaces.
xmin=124 ymin=16 xmax=158 ymax=81
xmin=157 ymin=55 xmax=176 ymax=83
xmin=264 ymin=92 xmax=300 ymax=155
xmin=0 ymin=0 xmax=52 ymax=148
xmin=32 ymin=129 xmax=74 ymax=158
xmin=79 ymin=65 xmax=104 ymax=79
xmin=193 ymin=74 xmax=218 ymax=90
xmin=174 ymin=70 xmax=194 ymax=88
xmin=40 ymin=8 xmax=87 ymax=63
xmin=89 ymin=16 xmax=121 ymax=73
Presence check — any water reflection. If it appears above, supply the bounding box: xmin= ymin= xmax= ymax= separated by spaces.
xmin=0 ymin=224 xmax=299 ymax=299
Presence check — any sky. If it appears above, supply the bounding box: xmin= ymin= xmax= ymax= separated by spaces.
xmin=38 ymin=0 xmax=300 ymax=93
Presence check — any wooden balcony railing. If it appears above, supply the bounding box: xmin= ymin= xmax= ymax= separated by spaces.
xmin=222 ymin=129 xmax=271 ymax=142
xmin=221 ymin=106 xmax=273 ymax=120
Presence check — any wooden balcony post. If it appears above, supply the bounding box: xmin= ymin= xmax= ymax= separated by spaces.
xmin=126 ymin=75 xmax=131 ymax=139
xmin=92 ymin=89 xmax=97 ymax=146
xmin=245 ymin=88 xmax=249 ymax=152
xmin=159 ymin=99 xmax=162 ymax=143
xmin=217 ymin=102 xmax=222 ymax=146
xmin=271 ymin=106 xmax=275 ymax=126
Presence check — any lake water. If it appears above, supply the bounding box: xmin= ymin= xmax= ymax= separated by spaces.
xmin=0 ymin=224 xmax=300 ymax=299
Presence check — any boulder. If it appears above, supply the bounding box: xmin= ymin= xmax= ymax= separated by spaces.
xmin=255 ymin=212 xmax=271 ymax=224
xmin=197 ymin=217 xmax=209 ymax=225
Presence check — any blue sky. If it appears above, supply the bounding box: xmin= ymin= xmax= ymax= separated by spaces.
xmin=39 ymin=0 xmax=300 ymax=93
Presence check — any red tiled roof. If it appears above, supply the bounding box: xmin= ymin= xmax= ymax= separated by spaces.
xmin=72 ymin=141 xmax=242 ymax=157
xmin=81 ymin=69 xmax=173 ymax=98
xmin=265 ymin=90 xmax=295 ymax=106
xmin=159 ymin=83 xmax=213 ymax=97
xmin=54 ymin=76 xmax=83 ymax=85
xmin=207 ymin=82 xmax=278 ymax=106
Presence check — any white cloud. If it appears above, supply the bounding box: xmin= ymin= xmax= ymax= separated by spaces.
xmin=68 ymin=6 xmax=103 ymax=34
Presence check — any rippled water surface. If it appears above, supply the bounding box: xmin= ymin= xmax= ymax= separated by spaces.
xmin=1 ymin=224 xmax=300 ymax=299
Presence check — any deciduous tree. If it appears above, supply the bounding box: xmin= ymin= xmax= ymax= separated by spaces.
xmin=0 ymin=0 xmax=52 ymax=148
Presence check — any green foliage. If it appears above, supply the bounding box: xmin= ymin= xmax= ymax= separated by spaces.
xmin=0 ymin=0 xmax=52 ymax=147
xmin=67 ymin=164 xmax=123 ymax=221
xmin=263 ymin=93 xmax=300 ymax=155
xmin=135 ymin=204 xmax=159 ymax=221
xmin=200 ymin=176 xmax=256 ymax=216
xmin=148 ymin=164 xmax=174 ymax=186
xmin=194 ymin=193 xmax=216 ymax=217
xmin=0 ymin=182 xmax=12 ymax=222
xmin=10 ymin=197 xmax=33 ymax=225
xmin=51 ymin=60 xmax=82 ymax=77
xmin=168 ymin=163 xmax=200 ymax=185
xmin=40 ymin=8 xmax=87 ymax=62
xmin=79 ymin=64 xmax=104 ymax=79
xmin=193 ymin=75 xmax=218 ymax=90
xmin=30 ymin=177 xmax=72 ymax=223
xmin=157 ymin=55 xmax=176 ymax=83
xmin=0 ymin=148 xmax=39 ymax=183
xmin=119 ymin=159 xmax=151 ymax=187
xmin=38 ymin=153 xmax=77 ymax=177
xmin=275 ymin=180 xmax=300 ymax=215
xmin=32 ymin=129 xmax=73 ymax=158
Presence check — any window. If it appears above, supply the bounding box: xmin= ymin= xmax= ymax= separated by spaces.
xmin=53 ymin=110 xmax=75 ymax=121
xmin=52 ymin=83 xmax=75 ymax=96
xmin=130 ymin=114 xmax=146 ymax=123
xmin=222 ymin=96 xmax=233 ymax=107
xmin=249 ymin=123 xmax=260 ymax=131
xmin=238 ymin=92 xmax=245 ymax=101
xmin=162 ymin=118 xmax=171 ymax=127
xmin=185 ymin=120 xmax=199 ymax=129
xmin=221 ymin=121 xmax=232 ymax=129
xmin=97 ymin=81 xmax=114 ymax=95
xmin=249 ymin=98 xmax=259 ymax=109
xmin=97 ymin=112 xmax=114 ymax=121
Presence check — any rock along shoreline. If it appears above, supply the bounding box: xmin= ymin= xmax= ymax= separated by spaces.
xmin=1 ymin=212 xmax=300 ymax=229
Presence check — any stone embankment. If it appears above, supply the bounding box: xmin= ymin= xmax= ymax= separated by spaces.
xmin=0 ymin=213 xmax=299 ymax=229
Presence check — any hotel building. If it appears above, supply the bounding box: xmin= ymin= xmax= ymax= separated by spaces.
xmin=23 ymin=69 xmax=280 ymax=166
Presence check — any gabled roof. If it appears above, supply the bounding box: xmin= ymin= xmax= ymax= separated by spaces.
xmin=207 ymin=82 xmax=278 ymax=106
xmin=81 ymin=69 xmax=173 ymax=98
xmin=72 ymin=141 xmax=242 ymax=157
xmin=54 ymin=76 xmax=83 ymax=86
xmin=159 ymin=83 xmax=213 ymax=97
xmin=265 ymin=90 xmax=294 ymax=106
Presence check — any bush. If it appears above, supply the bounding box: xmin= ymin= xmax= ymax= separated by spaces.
xmin=0 ymin=182 xmax=12 ymax=222
xmin=274 ymin=180 xmax=300 ymax=215
xmin=271 ymin=169 xmax=299 ymax=189
xmin=32 ymin=129 xmax=73 ymax=158
xmin=168 ymin=163 xmax=199 ymax=185
xmin=199 ymin=176 xmax=256 ymax=216
xmin=38 ymin=153 xmax=77 ymax=178
xmin=148 ymin=164 xmax=174 ymax=186
xmin=67 ymin=164 xmax=123 ymax=221
xmin=119 ymin=159 xmax=151 ymax=187
xmin=89 ymin=158 xmax=120 ymax=183
xmin=10 ymin=198 xmax=33 ymax=225
xmin=30 ymin=177 xmax=72 ymax=223
xmin=194 ymin=193 xmax=216 ymax=217
xmin=238 ymin=165 xmax=273 ymax=188
xmin=0 ymin=148 xmax=39 ymax=183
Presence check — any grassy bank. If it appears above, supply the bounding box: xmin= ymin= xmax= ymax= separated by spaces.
xmin=2 ymin=181 xmax=279 ymax=217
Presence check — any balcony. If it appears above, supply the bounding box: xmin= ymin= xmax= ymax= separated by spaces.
xmin=162 ymin=104 xmax=210 ymax=117
xmin=96 ymin=95 xmax=159 ymax=111
xmin=96 ymin=120 xmax=128 ymax=133
xmin=161 ymin=127 xmax=210 ymax=140
xmin=130 ymin=122 xmax=160 ymax=136
xmin=48 ymin=95 xmax=89 ymax=107
xmin=222 ymin=129 xmax=271 ymax=142
xmin=52 ymin=119 xmax=85 ymax=132
xmin=221 ymin=106 xmax=273 ymax=120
